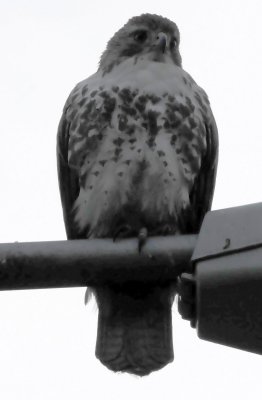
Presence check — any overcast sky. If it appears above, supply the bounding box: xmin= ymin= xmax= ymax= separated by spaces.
xmin=0 ymin=0 xmax=262 ymax=399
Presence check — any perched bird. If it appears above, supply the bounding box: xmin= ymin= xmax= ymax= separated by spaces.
xmin=57 ymin=14 xmax=218 ymax=376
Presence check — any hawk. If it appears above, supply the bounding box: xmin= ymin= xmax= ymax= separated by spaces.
xmin=57 ymin=14 xmax=218 ymax=376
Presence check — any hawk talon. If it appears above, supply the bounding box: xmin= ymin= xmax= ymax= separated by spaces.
xmin=138 ymin=227 xmax=148 ymax=253
xmin=113 ymin=224 xmax=134 ymax=242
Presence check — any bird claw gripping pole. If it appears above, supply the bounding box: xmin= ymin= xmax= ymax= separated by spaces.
xmin=177 ymin=272 xmax=196 ymax=328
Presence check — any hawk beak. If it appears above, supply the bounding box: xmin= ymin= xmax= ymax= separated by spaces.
xmin=156 ymin=32 xmax=167 ymax=53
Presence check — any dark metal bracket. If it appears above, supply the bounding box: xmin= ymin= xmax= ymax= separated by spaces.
xmin=178 ymin=202 xmax=262 ymax=355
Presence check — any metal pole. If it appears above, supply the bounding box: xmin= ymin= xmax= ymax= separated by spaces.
xmin=0 ymin=235 xmax=196 ymax=290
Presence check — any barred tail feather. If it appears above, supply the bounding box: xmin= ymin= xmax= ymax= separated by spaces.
xmin=94 ymin=283 xmax=175 ymax=376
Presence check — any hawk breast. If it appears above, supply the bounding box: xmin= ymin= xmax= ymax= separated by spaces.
xmin=64 ymin=59 xmax=210 ymax=237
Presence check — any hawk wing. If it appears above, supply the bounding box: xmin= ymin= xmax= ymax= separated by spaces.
xmin=57 ymin=99 xmax=80 ymax=240
xmin=186 ymin=109 xmax=218 ymax=233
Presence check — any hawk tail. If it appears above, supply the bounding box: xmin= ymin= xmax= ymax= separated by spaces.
xmin=93 ymin=283 xmax=175 ymax=376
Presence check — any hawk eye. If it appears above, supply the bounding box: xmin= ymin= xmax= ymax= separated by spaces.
xmin=170 ymin=38 xmax=178 ymax=49
xmin=133 ymin=30 xmax=148 ymax=43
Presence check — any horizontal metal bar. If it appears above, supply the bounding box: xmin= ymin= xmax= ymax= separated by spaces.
xmin=0 ymin=235 xmax=197 ymax=290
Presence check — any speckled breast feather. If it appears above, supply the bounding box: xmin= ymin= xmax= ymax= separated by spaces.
xmin=64 ymin=58 xmax=210 ymax=237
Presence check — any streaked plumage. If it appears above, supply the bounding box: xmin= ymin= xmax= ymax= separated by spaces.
xmin=57 ymin=13 xmax=218 ymax=376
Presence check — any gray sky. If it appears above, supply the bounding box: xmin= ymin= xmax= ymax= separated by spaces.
xmin=0 ymin=0 xmax=262 ymax=399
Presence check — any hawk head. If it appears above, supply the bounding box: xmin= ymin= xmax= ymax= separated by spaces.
xmin=99 ymin=14 xmax=182 ymax=73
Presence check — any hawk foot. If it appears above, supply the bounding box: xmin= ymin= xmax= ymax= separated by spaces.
xmin=113 ymin=224 xmax=135 ymax=242
xmin=112 ymin=225 xmax=148 ymax=254
xmin=150 ymin=224 xmax=177 ymax=236
xmin=138 ymin=227 xmax=148 ymax=253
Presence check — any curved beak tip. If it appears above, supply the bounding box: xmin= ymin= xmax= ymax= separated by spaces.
xmin=156 ymin=33 xmax=167 ymax=54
